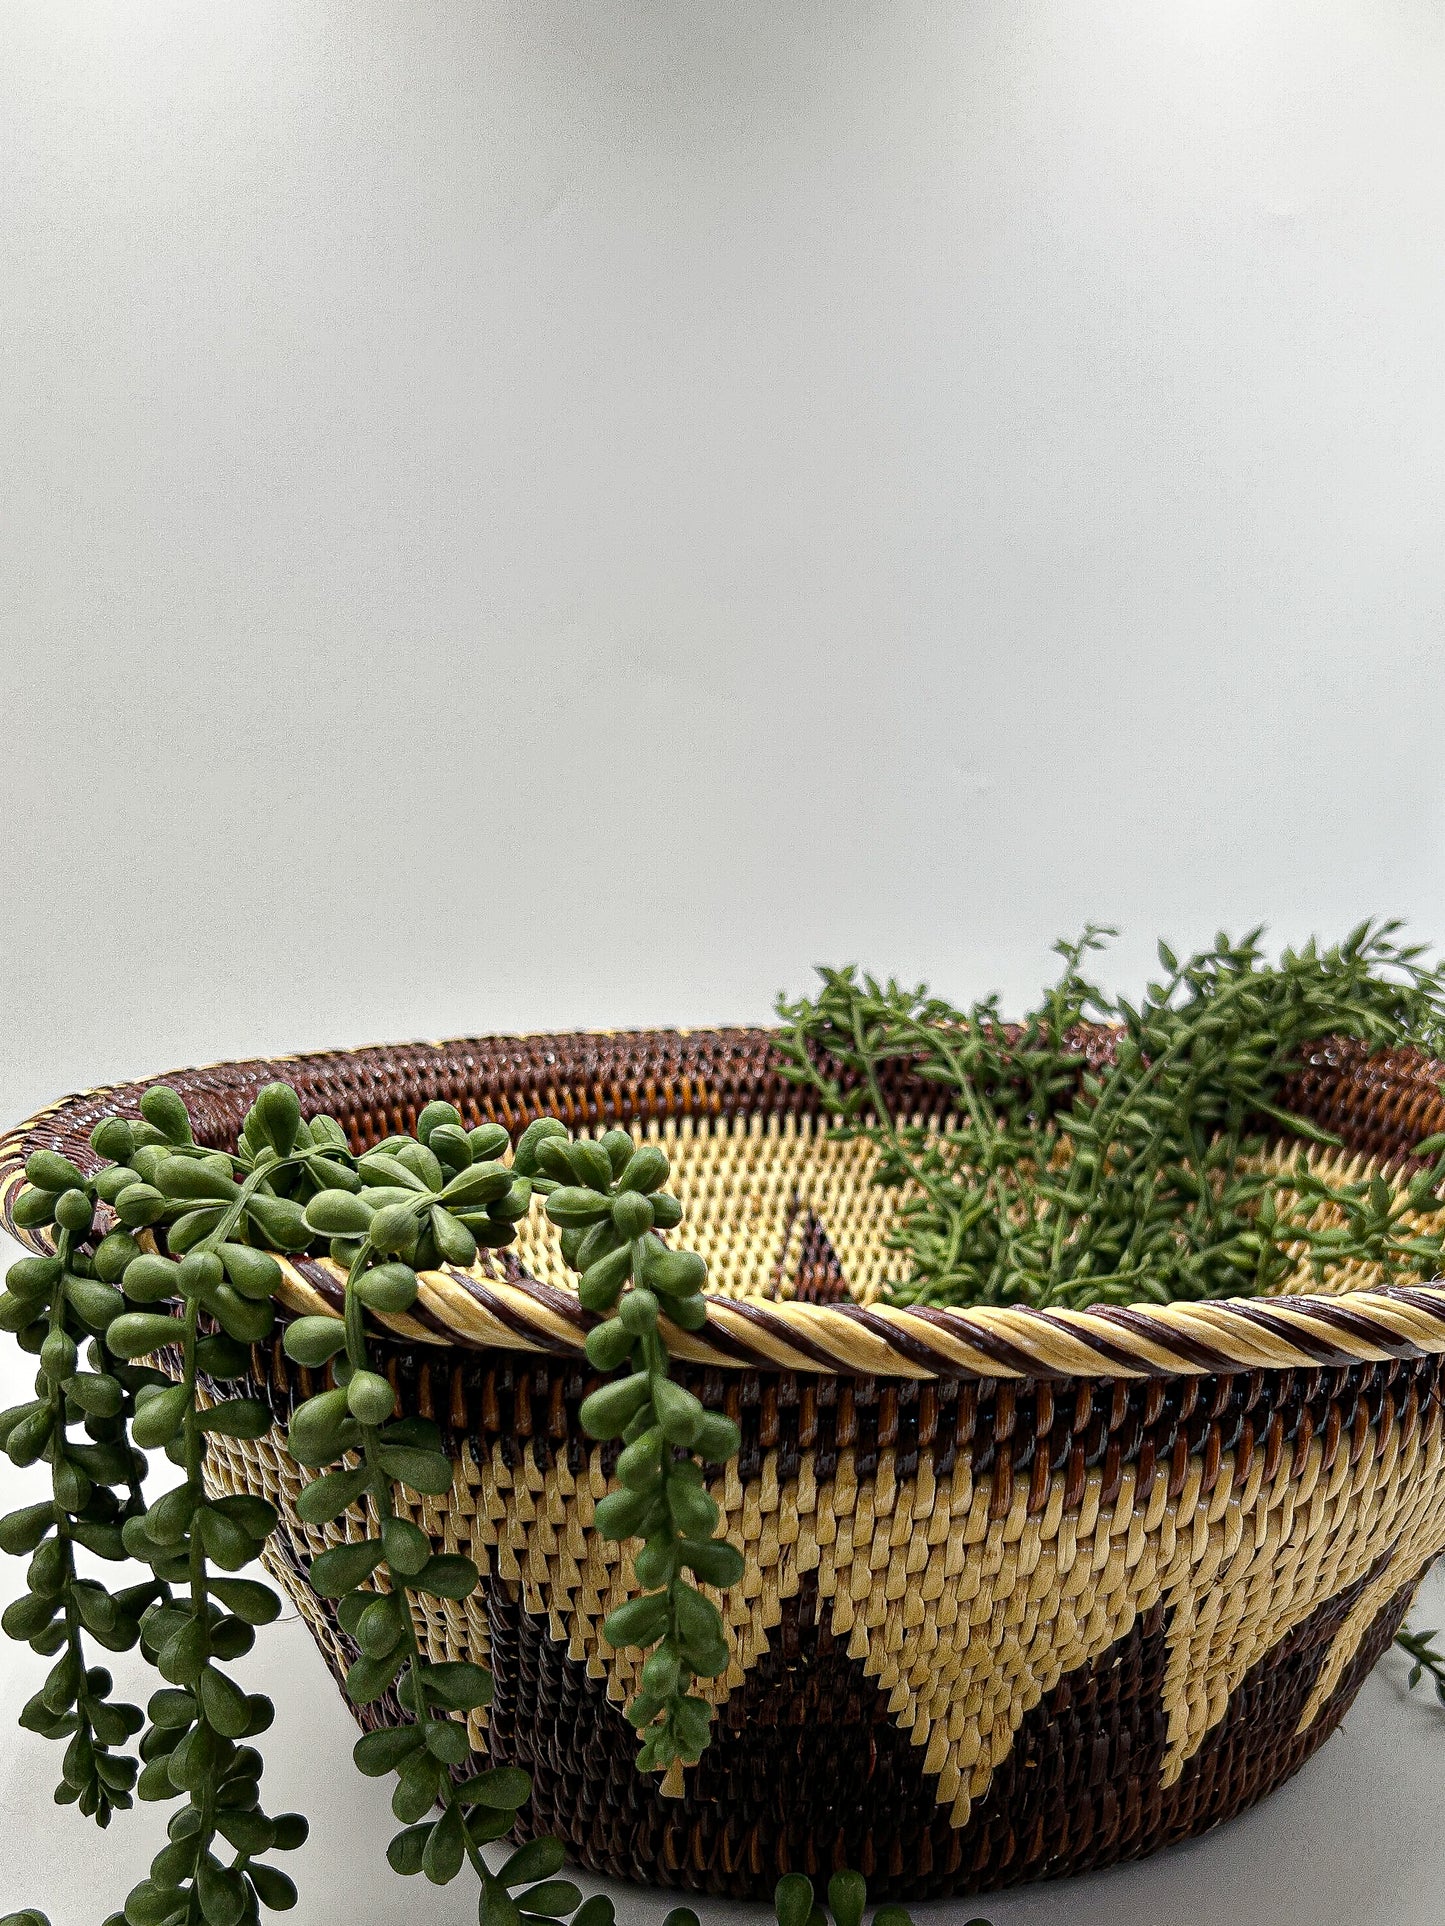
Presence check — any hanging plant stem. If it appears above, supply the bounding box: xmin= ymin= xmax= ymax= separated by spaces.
xmin=513 ymin=1119 xmax=743 ymax=1776
xmin=283 ymin=1097 xmax=615 ymax=1925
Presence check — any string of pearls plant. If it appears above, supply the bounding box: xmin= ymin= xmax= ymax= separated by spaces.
xmin=775 ymin=922 xmax=1445 ymax=1310
xmin=0 ymin=1081 xmax=818 ymax=1926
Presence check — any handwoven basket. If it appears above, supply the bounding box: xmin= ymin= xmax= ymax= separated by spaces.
xmin=7 ymin=1028 xmax=1445 ymax=1901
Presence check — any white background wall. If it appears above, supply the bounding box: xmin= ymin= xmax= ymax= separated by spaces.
xmin=4 ymin=4 xmax=1445 ymax=1922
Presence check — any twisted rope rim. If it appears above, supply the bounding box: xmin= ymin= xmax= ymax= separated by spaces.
xmin=5 ymin=1027 xmax=1445 ymax=1380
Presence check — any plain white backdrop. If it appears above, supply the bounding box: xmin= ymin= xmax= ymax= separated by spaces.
xmin=5 ymin=3 xmax=1445 ymax=1922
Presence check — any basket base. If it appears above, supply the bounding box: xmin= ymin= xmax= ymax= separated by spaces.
xmin=278 ymin=1531 xmax=1414 ymax=1901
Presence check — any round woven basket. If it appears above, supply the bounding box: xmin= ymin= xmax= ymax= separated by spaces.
xmin=7 ymin=1028 xmax=1445 ymax=1901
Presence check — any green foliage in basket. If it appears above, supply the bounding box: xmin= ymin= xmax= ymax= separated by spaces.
xmin=777 ymin=920 xmax=1445 ymax=1311
xmin=662 ymin=1871 xmax=941 ymax=1926
xmin=1397 ymin=1624 xmax=1445 ymax=1706
xmin=0 ymin=1082 xmax=737 ymax=1925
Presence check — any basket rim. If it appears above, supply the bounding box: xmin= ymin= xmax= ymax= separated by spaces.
xmin=5 ymin=1025 xmax=1445 ymax=1383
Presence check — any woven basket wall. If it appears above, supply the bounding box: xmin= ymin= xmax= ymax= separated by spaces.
xmin=8 ymin=1028 xmax=1445 ymax=1901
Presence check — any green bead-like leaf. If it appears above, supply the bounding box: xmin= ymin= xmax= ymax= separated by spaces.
xmin=641 ymin=1248 xmax=708 ymax=1299
xmin=617 ymin=1146 xmax=668 ymax=1195
xmin=271 ymin=1813 xmax=309 ymax=1852
xmin=196 ymin=1506 xmax=259 ymax=1571
xmin=61 ymin=1273 xmax=125 ymax=1332
xmin=353 ymin=1724 xmax=426 ymax=1777
xmin=828 ymin=1870 xmax=867 ymax=1926
xmin=139 ymin=1085 xmax=193 ymax=1146
xmin=593 ymin=1487 xmax=654 ymax=1540
xmin=679 ymin=1538 xmax=744 ymax=1587
xmin=610 ymin=1191 xmax=654 ymax=1241
xmin=120 ymin=1255 xmax=179 ymax=1305
xmin=355 ymin=1263 xmax=419 ymax=1313
xmin=429 ymin=1205 xmax=478 ymax=1268
xmin=157 ymin=1618 xmax=208 ymax=1686
xmin=131 ymin=1385 xmax=189 ymax=1450
xmin=198 ymin=1399 xmax=272 ymax=1440
xmin=287 ymin=1385 xmax=353 ymax=1463
xmin=423 ymin=1661 xmax=494 ymax=1712
xmin=583 ymin=1318 xmax=633 ymax=1373
xmin=304 ymin=1189 xmax=375 ymax=1237
xmin=602 ymin=1591 xmax=670 ymax=1650
xmin=346 ymin=1370 xmax=396 ymax=1425
xmin=251 ymin=1082 xmax=303 ymax=1156
xmin=410 ymin=1554 xmax=480 ymax=1601
xmin=198 ymin=1665 xmax=252 ymax=1739
xmin=26 ymin=1150 xmax=85 ymax=1194
xmin=0 ymin=1502 xmax=55 ymax=1557
xmin=155 ymin=1156 xmax=238 ymax=1204
xmin=511 ymin=1117 xmax=568 ymax=1178
xmin=296 ymin=1465 xmax=371 ymax=1527
xmin=421 ymin=1803 xmax=466 ymax=1886
xmin=438 ymin=1162 xmax=513 ymax=1211
xmin=244 ymin=1192 xmax=311 ymax=1252
xmin=651 ymin=1376 xmax=704 ymax=1447
xmin=355 ymin=1594 xmax=406 ymax=1659
xmin=209 ymin=1578 xmax=282 ymax=1626
xmin=105 ymin=1313 xmax=185 ymax=1361
xmin=578 ymin=1372 xmax=652 ymax=1441
xmin=692 ymin=1410 xmax=741 ymax=1461
xmin=544 ymin=1187 xmax=614 ymax=1229
xmin=113 ymin=1184 xmax=167 ymax=1228
xmin=308 ymin=1538 xmax=384 ymax=1598
xmin=380 ymin=1515 xmax=431 ymax=1575
xmin=218 ymin=1244 xmax=282 ymax=1301
xmin=281 ymin=1316 xmax=348 ymax=1368
xmin=498 ymin=1837 xmax=566 ymax=1889
xmin=375 ymin=1445 xmax=454 ymax=1495
xmin=520 ymin=1881 xmax=583 ymax=1919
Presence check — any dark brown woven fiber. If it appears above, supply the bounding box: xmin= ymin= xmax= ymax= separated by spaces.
xmin=7 ymin=1026 xmax=1445 ymax=1900
xmin=245 ymin=1339 xmax=1440 ymax=1899
xmin=13 ymin=1026 xmax=1441 ymax=1180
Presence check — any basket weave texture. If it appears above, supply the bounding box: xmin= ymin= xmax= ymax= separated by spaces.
xmin=7 ymin=1027 xmax=1445 ymax=1900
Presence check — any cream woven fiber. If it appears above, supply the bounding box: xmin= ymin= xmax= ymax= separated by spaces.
xmin=204 ymin=1345 xmax=1445 ymax=1824
xmin=254 ymin=1112 xmax=1445 ymax=1380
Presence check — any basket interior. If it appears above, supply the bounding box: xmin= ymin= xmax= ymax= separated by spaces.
xmin=500 ymin=1109 xmax=1445 ymax=1307
xmin=10 ymin=1025 xmax=1445 ymax=1311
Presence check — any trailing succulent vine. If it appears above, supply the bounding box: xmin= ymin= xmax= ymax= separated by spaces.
xmin=660 ymin=1869 xmax=939 ymax=1926
xmin=1 ymin=1087 xmax=307 ymax=1926
xmin=522 ymin=1115 xmax=744 ymax=1776
xmin=0 ymin=1077 xmax=754 ymax=1925
xmin=775 ymin=921 xmax=1445 ymax=1311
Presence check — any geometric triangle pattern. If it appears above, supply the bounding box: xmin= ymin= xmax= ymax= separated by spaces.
xmin=208 ymin=1352 xmax=1445 ymax=1828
